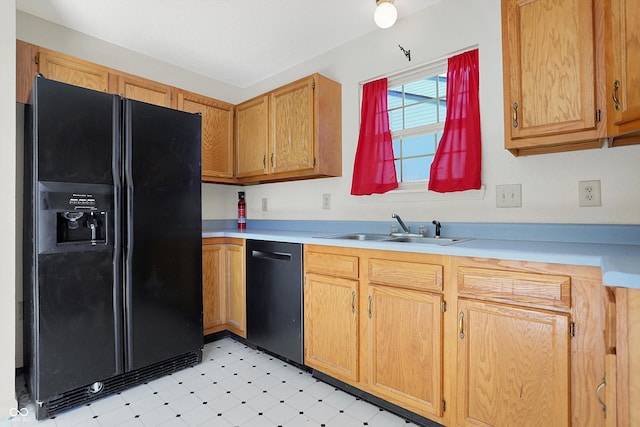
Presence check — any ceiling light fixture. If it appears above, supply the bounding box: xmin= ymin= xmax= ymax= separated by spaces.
xmin=374 ymin=0 xmax=398 ymax=29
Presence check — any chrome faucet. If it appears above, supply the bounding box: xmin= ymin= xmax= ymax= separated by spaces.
xmin=391 ymin=213 xmax=410 ymax=234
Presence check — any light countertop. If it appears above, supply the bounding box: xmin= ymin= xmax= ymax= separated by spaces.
xmin=202 ymin=227 xmax=640 ymax=289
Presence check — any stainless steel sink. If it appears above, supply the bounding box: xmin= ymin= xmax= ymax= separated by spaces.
xmin=386 ymin=236 xmax=469 ymax=245
xmin=320 ymin=233 xmax=391 ymax=241
xmin=318 ymin=233 xmax=470 ymax=245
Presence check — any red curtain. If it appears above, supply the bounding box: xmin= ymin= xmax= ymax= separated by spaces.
xmin=351 ymin=78 xmax=398 ymax=195
xmin=428 ymin=49 xmax=481 ymax=193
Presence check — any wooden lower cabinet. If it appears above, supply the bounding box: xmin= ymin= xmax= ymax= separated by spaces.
xmin=304 ymin=245 xmax=608 ymax=427
xmin=456 ymin=299 xmax=570 ymax=427
xmin=367 ymin=284 xmax=443 ymax=418
xmin=452 ymin=258 xmax=606 ymax=427
xmin=202 ymin=243 xmax=225 ymax=333
xmin=304 ymin=245 xmax=446 ymax=421
xmin=304 ymin=273 xmax=359 ymax=382
xmin=202 ymin=238 xmax=245 ymax=337
xmin=607 ymin=287 xmax=640 ymax=427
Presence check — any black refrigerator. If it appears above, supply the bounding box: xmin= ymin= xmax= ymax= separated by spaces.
xmin=23 ymin=75 xmax=204 ymax=419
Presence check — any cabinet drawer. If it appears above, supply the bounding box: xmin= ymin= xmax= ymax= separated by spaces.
xmin=458 ymin=266 xmax=571 ymax=309
xmin=368 ymin=258 xmax=443 ymax=292
xmin=306 ymin=251 xmax=359 ymax=279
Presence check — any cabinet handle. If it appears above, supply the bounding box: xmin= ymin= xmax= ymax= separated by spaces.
xmin=263 ymin=154 xmax=266 ymax=169
xmin=368 ymin=295 xmax=372 ymax=319
xmin=351 ymin=291 xmax=356 ymax=314
xmin=512 ymin=102 xmax=519 ymax=128
xmin=596 ymin=375 xmax=606 ymax=416
xmin=612 ymin=80 xmax=621 ymax=111
xmin=458 ymin=311 xmax=465 ymax=339
xmin=271 ymin=153 xmax=274 ymax=168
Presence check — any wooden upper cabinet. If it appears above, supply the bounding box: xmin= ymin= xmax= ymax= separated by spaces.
xmin=235 ymin=95 xmax=269 ymax=178
xmin=111 ymin=72 xmax=175 ymax=108
xmin=17 ymin=42 xmax=341 ymax=184
xmin=17 ymin=40 xmax=37 ymax=103
xmin=501 ymin=0 xmax=605 ymax=155
xmin=235 ymin=73 xmax=342 ymax=183
xmin=178 ymin=90 xmax=235 ymax=182
xmin=605 ymin=0 xmax=640 ymax=146
xmin=271 ymin=78 xmax=315 ymax=174
xmin=36 ymin=47 xmax=110 ymax=93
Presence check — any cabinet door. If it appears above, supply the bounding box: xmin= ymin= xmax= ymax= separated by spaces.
xmin=37 ymin=48 xmax=110 ymax=93
xmin=457 ymin=299 xmax=570 ymax=427
xmin=271 ymin=78 xmax=315 ymax=174
xmin=236 ymin=95 xmax=269 ymax=178
xmin=178 ymin=91 xmax=234 ymax=182
xmin=225 ymin=244 xmax=246 ymax=337
xmin=304 ymin=273 xmax=359 ymax=382
xmin=502 ymin=0 xmax=602 ymax=155
xmin=17 ymin=40 xmax=37 ymax=103
xmin=202 ymin=244 xmax=225 ymax=334
xmin=113 ymin=73 xmax=174 ymax=108
xmin=606 ymin=0 xmax=640 ymax=144
xmin=367 ymin=285 xmax=443 ymax=418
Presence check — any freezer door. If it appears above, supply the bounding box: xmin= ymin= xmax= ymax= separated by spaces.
xmin=25 ymin=76 xmax=123 ymax=399
xmin=33 ymin=76 xmax=117 ymax=185
xmin=35 ymin=251 xmax=119 ymax=398
xmin=123 ymin=99 xmax=203 ymax=371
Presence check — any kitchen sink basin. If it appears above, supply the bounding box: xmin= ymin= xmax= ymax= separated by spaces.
xmin=318 ymin=233 xmax=470 ymax=245
xmin=386 ymin=236 xmax=469 ymax=245
xmin=320 ymin=233 xmax=392 ymax=241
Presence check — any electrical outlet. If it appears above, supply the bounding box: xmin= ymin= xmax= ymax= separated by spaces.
xmin=496 ymin=184 xmax=522 ymax=208
xmin=261 ymin=198 xmax=268 ymax=212
xmin=322 ymin=193 xmax=331 ymax=210
xmin=579 ymin=180 xmax=601 ymax=207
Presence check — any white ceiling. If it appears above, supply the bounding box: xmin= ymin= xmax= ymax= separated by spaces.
xmin=16 ymin=0 xmax=441 ymax=88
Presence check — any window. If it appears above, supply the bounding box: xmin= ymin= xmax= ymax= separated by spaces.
xmin=388 ymin=61 xmax=447 ymax=184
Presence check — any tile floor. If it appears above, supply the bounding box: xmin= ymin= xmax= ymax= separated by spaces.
xmin=10 ymin=337 xmax=422 ymax=426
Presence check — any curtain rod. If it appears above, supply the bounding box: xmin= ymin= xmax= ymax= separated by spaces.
xmin=359 ymin=44 xmax=479 ymax=86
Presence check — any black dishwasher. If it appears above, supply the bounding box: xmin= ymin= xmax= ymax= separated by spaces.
xmin=246 ymin=240 xmax=304 ymax=364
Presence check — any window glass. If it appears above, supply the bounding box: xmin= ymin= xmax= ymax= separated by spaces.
xmin=387 ymin=62 xmax=447 ymax=184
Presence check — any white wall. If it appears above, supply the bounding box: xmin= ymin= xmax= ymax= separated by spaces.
xmin=1 ymin=0 xmax=17 ymax=418
xmin=219 ymin=0 xmax=640 ymax=225
xmin=17 ymin=1 xmax=640 ymax=226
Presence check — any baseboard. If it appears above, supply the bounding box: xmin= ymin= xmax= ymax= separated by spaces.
xmin=312 ymin=370 xmax=444 ymax=427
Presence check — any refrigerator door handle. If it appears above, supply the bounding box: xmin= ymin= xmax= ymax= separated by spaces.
xmin=112 ymin=97 xmax=124 ymax=375
xmin=123 ymin=100 xmax=135 ymax=368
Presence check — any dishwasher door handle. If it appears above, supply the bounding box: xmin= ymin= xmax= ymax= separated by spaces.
xmin=251 ymin=250 xmax=292 ymax=261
